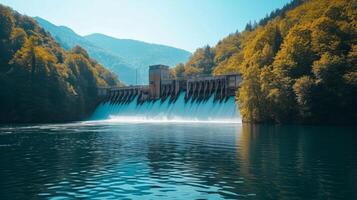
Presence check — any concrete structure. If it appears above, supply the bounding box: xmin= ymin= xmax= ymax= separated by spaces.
xmin=186 ymin=74 xmax=241 ymax=100
xmin=149 ymin=65 xmax=170 ymax=99
xmin=99 ymin=64 xmax=242 ymax=104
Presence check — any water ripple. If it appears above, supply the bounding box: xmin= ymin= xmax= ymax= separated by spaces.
xmin=0 ymin=123 xmax=356 ymax=199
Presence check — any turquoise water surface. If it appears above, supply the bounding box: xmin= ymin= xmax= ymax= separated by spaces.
xmin=0 ymin=122 xmax=356 ymax=199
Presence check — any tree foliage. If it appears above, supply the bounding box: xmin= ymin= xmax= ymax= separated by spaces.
xmin=0 ymin=5 xmax=120 ymax=123
xmin=172 ymin=0 xmax=356 ymax=124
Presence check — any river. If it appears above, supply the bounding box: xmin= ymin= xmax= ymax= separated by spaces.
xmin=0 ymin=122 xmax=356 ymax=199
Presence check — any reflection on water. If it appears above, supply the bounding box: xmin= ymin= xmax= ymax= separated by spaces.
xmin=0 ymin=123 xmax=356 ymax=199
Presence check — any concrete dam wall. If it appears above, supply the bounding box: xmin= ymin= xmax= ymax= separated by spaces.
xmin=98 ymin=65 xmax=242 ymax=103
xmin=92 ymin=65 xmax=242 ymax=122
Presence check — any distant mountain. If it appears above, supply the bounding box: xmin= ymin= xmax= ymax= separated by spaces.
xmin=34 ymin=17 xmax=191 ymax=84
xmin=34 ymin=17 xmax=136 ymax=84
xmin=84 ymin=33 xmax=191 ymax=70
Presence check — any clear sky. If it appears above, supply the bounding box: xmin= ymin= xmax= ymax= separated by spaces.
xmin=0 ymin=0 xmax=291 ymax=52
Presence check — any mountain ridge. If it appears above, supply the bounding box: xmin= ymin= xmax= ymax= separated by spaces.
xmin=34 ymin=17 xmax=136 ymax=84
xmin=34 ymin=17 xmax=191 ymax=84
xmin=85 ymin=33 xmax=190 ymax=53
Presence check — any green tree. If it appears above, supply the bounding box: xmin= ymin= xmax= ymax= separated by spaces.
xmin=185 ymin=45 xmax=215 ymax=75
xmin=293 ymin=76 xmax=315 ymax=119
xmin=0 ymin=4 xmax=120 ymax=123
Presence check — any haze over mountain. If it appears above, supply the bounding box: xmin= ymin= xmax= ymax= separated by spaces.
xmin=34 ymin=17 xmax=191 ymax=84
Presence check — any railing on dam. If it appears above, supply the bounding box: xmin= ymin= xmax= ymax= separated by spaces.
xmin=98 ymin=66 xmax=241 ymax=104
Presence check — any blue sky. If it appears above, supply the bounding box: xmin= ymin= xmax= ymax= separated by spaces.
xmin=0 ymin=0 xmax=291 ymax=52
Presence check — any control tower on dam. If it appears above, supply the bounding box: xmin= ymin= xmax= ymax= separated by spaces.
xmin=98 ymin=65 xmax=242 ymax=104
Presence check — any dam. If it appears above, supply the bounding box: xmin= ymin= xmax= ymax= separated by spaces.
xmin=98 ymin=65 xmax=241 ymax=103
xmin=92 ymin=65 xmax=242 ymax=122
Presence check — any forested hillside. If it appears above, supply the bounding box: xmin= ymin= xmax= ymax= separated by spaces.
xmin=85 ymin=33 xmax=192 ymax=84
xmin=34 ymin=17 xmax=191 ymax=84
xmin=0 ymin=5 xmax=120 ymax=123
xmin=34 ymin=17 xmax=137 ymax=84
xmin=172 ymin=0 xmax=356 ymax=124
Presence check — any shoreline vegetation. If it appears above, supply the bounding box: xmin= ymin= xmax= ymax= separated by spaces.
xmin=1 ymin=0 xmax=356 ymax=125
xmin=0 ymin=4 xmax=120 ymax=123
xmin=171 ymin=0 xmax=356 ymax=125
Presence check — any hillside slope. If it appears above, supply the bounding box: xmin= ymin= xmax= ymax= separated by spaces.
xmin=85 ymin=33 xmax=191 ymax=68
xmin=34 ymin=17 xmax=136 ymax=84
xmin=35 ymin=17 xmax=191 ymax=84
xmin=173 ymin=0 xmax=356 ymax=124
xmin=0 ymin=5 xmax=120 ymax=123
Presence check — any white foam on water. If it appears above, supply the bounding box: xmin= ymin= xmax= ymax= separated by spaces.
xmin=89 ymin=92 xmax=241 ymax=124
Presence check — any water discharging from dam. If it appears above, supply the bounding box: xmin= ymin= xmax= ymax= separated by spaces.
xmin=90 ymin=92 xmax=241 ymax=123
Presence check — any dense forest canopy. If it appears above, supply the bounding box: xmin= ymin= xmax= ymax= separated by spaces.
xmin=0 ymin=4 xmax=120 ymax=123
xmin=172 ymin=0 xmax=356 ymax=124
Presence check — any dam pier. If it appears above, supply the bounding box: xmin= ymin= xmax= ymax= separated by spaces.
xmin=98 ymin=65 xmax=242 ymax=104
